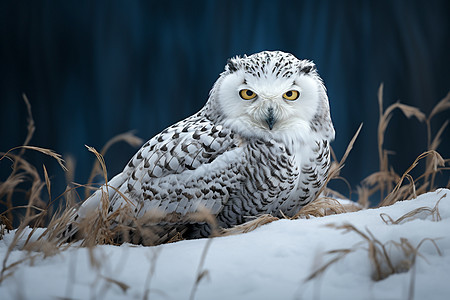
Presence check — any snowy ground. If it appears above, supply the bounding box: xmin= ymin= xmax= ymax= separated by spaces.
xmin=1 ymin=189 xmax=449 ymax=300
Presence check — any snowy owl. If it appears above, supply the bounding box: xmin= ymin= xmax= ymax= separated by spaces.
xmin=67 ymin=51 xmax=335 ymax=243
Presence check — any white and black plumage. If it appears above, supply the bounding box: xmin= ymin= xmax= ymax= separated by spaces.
xmin=69 ymin=51 xmax=335 ymax=242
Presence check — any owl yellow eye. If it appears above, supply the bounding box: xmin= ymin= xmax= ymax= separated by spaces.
xmin=239 ymin=89 xmax=257 ymax=100
xmin=283 ymin=90 xmax=299 ymax=101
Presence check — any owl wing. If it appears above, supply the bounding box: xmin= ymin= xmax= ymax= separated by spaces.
xmin=78 ymin=112 xmax=245 ymax=222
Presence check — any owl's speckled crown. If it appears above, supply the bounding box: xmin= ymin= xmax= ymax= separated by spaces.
xmin=225 ymin=51 xmax=317 ymax=78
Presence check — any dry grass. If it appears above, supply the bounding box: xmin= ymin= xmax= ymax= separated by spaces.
xmin=0 ymin=86 xmax=449 ymax=288
xmin=358 ymin=86 xmax=450 ymax=207
xmin=380 ymin=192 xmax=445 ymax=225
xmin=189 ymin=237 xmax=213 ymax=300
xmin=305 ymin=223 xmax=442 ymax=282
xmin=0 ymin=96 xmax=146 ymax=283
xmin=85 ymin=133 xmax=143 ymax=199
xmin=304 ymin=196 xmax=445 ymax=299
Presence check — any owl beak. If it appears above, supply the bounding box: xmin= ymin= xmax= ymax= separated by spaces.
xmin=265 ymin=107 xmax=276 ymax=130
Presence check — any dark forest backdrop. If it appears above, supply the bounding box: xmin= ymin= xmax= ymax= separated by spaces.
xmin=1 ymin=0 xmax=449 ymax=211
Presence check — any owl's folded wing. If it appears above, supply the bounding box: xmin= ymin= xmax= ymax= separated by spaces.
xmin=76 ymin=112 xmax=244 ymax=224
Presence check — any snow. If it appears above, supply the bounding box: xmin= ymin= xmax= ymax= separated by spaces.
xmin=1 ymin=189 xmax=450 ymax=299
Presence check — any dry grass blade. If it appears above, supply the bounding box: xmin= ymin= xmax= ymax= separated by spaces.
xmin=101 ymin=275 xmax=130 ymax=293
xmin=429 ymin=120 xmax=448 ymax=152
xmin=380 ymin=150 xmax=445 ymax=207
xmin=221 ymin=214 xmax=279 ymax=236
xmin=0 ymin=146 xmax=67 ymax=171
xmin=426 ymin=93 xmax=450 ymax=183
xmin=380 ymin=101 xmax=426 ymax=131
xmin=85 ymin=132 xmax=143 ymax=198
xmin=380 ymin=193 xmax=444 ymax=225
xmin=362 ymin=171 xmax=399 ymax=187
xmin=307 ymin=223 xmax=442 ymax=283
xmin=311 ymin=123 xmax=362 ymax=202
xmin=339 ymin=123 xmax=363 ymax=167
xmin=0 ymin=172 xmax=26 ymax=203
xmin=428 ymin=91 xmax=450 ymax=122
xmin=393 ymin=103 xmax=426 ymax=121
xmin=0 ymin=205 xmax=46 ymax=216
xmin=100 ymin=131 xmax=144 ymax=155
xmin=142 ymin=248 xmax=162 ymax=300
xmin=43 ymin=164 xmax=51 ymax=200
xmin=415 ymin=237 xmax=442 ymax=256
xmin=355 ymin=186 xmax=371 ymax=208
xmin=62 ymin=155 xmax=77 ymax=208
xmin=85 ymin=145 xmax=108 ymax=186
xmin=377 ymin=83 xmax=387 ymax=181
xmin=294 ymin=197 xmax=350 ymax=219
xmin=189 ymin=238 xmax=213 ymax=300
xmin=21 ymin=93 xmax=35 ymax=154
xmin=332 ymin=224 xmax=395 ymax=279
xmin=404 ymin=173 xmax=417 ymax=199
xmin=305 ymin=248 xmax=354 ymax=281
xmin=329 ymin=145 xmax=338 ymax=164
xmin=63 ymin=155 xmax=76 ymax=186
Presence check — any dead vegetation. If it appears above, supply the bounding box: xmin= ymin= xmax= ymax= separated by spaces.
xmin=361 ymin=85 xmax=449 ymax=206
xmin=306 ymin=192 xmax=445 ymax=283
xmin=0 ymin=86 xmax=449 ymax=286
xmin=305 ymin=223 xmax=442 ymax=290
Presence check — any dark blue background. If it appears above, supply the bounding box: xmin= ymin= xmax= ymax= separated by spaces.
xmin=1 ymin=0 xmax=449 ymax=208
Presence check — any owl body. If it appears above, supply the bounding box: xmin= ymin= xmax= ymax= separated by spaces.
xmin=73 ymin=51 xmax=334 ymax=242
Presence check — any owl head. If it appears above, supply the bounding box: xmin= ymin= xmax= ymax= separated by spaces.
xmin=206 ymin=51 xmax=334 ymax=144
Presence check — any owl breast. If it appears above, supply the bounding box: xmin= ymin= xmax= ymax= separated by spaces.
xmin=216 ymin=136 xmax=330 ymax=228
xmin=278 ymin=139 xmax=331 ymax=215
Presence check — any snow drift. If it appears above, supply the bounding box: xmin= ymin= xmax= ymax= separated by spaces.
xmin=1 ymin=189 xmax=449 ymax=300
